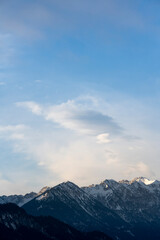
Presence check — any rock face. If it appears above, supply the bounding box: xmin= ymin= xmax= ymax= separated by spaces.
xmin=0 ymin=203 xmax=112 ymax=240
xmin=82 ymin=177 xmax=160 ymax=224
xmin=0 ymin=186 xmax=50 ymax=207
xmin=0 ymin=192 xmax=37 ymax=207
xmin=1 ymin=177 xmax=160 ymax=240
xmin=22 ymin=181 xmax=133 ymax=240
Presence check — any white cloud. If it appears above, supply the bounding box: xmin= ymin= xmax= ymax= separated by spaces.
xmin=124 ymin=162 xmax=153 ymax=179
xmin=96 ymin=133 xmax=111 ymax=144
xmin=0 ymin=95 xmax=158 ymax=192
xmin=17 ymin=101 xmax=42 ymax=115
xmin=17 ymin=98 xmax=123 ymax=136
xmin=0 ymin=125 xmax=27 ymax=143
xmin=0 ymin=172 xmax=37 ymax=195
xmin=9 ymin=133 xmax=25 ymax=140
xmin=0 ymin=124 xmax=26 ymax=132
xmin=14 ymin=97 xmax=157 ymax=185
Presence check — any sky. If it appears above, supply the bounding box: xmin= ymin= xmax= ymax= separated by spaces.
xmin=1 ymin=0 xmax=160 ymax=194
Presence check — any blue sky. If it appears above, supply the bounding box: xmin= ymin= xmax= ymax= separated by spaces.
xmin=0 ymin=0 xmax=160 ymax=194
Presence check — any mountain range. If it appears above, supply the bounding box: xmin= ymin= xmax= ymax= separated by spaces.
xmin=0 ymin=203 xmax=112 ymax=240
xmin=1 ymin=177 xmax=160 ymax=240
xmin=0 ymin=186 xmax=50 ymax=207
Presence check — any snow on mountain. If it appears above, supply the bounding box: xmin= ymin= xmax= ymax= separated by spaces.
xmin=0 ymin=192 xmax=37 ymax=207
xmin=128 ymin=177 xmax=155 ymax=185
xmin=23 ymin=181 xmax=132 ymax=240
xmin=1 ymin=177 xmax=160 ymax=239
xmin=83 ymin=177 xmax=160 ymax=223
xmin=0 ymin=186 xmax=50 ymax=207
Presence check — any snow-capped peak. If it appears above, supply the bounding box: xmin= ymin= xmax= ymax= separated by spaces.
xmin=132 ymin=177 xmax=155 ymax=185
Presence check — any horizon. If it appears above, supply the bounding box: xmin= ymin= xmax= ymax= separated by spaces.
xmin=1 ymin=176 xmax=158 ymax=196
xmin=1 ymin=0 xmax=160 ymax=195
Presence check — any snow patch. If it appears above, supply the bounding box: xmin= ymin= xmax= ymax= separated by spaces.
xmin=136 ymin=177 xmax=155 ymax=185
xmin=36 ymin=193 xmax=48 ymax=201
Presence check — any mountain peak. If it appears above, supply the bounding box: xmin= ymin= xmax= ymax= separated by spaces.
xmin=56 ymin=181 xmax=79 ymax=189
xmin=102 ymin=179 xmax=118 ymax=187
xmin=63 ymin=181 xmax=76 ymax=186
xmin=131 ymin=177 xmax=155 ymax=185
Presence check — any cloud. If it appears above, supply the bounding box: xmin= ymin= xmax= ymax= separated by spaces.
xmin=0 ymin=124 xmax=26 ymax=132
xmin=17 ymin=99 xmax=123 ymax=137
xmin=46 ymin=108 xmax=123 ymax=135
xmin=0 ymin=95 xmax=158 ymax=191
xmin=124 ymin=162 xmax=154 ymax=179
xmin=96 ymin=133 xmax=111 ymax=144
xmin=0 ymin=172 xmax=38 ymax=195
xmin=14 ymin=98 xmax=127 ymax=184
xmin=15 ymin=97 xmax=153 ymax=185
xmin=0 ymin=177 xmax=17 ymax=195
xmin=17 ymin=102 xmax=42 ymax=115
xmin=0 ymin=125 xmax=27 ymax=142
xmin=9 ymin=133 xmax=25 ymax=140
xmin=0 ymin=122 xmax=118 ymax=185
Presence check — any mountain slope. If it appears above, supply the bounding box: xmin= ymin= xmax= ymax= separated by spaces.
xmin=0 ymin=186 xmax=50 ymax=207
xmin=23 ymin=181 xmax=133 ymax=240
xmin=2 ymin=177 xmax=160 ymax=240
xmin=83 ymin=177 xmax=160 ymax=240
xmin=0 ymin=203 xmax=112 ymax=240
xmin=83 ymin=177 xmax=160 ymax=223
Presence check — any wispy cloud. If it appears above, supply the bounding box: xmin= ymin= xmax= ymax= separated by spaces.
xmin=96 ymin=133 xmax=111 ymax=144
xmin=124 ymin=162 xmax=154 ymax=179
xmin=0 ymin=124 xmax=27 ymax=141
xmin=0 ymin=171 xmax=39 ymax=195
xmin=0 ymin=124 xmax=26 ymax=132
xmin=17 ymin=98 xmax=123 ymax=137
xmin=14 ymin=96 xmax=155 ymax=183
xmin=0 ymin=95 xmax=157 ymax=191
xmin=17 ymin=102 xmax=42 ymax=115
